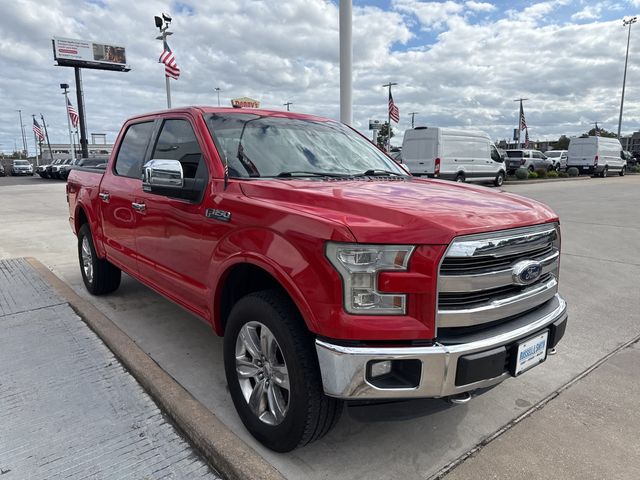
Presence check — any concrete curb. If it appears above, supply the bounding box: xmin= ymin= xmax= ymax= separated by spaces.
xmin=504 ymin=176 xmax=592 ymax=185
xmin=26 ymin=257 xmax=285 ymax=480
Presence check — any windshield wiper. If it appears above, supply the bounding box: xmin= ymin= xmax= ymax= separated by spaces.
xmin=357 ymin=169 xmax=405 ymax=176
xmin=275 ymin=171 xmax=349 ymax=178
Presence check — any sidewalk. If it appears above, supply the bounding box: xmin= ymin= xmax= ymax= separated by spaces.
xmin=443 ymin=340 xmax=640 ymax=480
xmin=0 ymin=258 xmax=220 ymax=479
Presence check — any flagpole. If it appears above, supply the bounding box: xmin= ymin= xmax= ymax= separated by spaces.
xmin=155 ymin=15 xmax=174 ymax=109
xmin=31 ymin=115 xmax=39 ymax=166
xmin=61 ymin=85 xmax=76 ymax=162
xmin=40 ymin=114 xmax=55 ymax=163
xmin=383 ymin=82 xmax=398 ymax=152
xmin=513 ymin=98 xmax=529 ymax=148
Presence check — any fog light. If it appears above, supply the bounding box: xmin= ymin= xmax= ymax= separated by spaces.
xmin=370 ymin=360 xmax=392 ymax=378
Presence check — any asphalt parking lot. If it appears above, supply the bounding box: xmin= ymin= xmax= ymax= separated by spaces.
xmin=1 ymin=175 xmax=639 ymax=479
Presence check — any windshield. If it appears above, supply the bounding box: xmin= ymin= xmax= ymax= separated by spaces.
xmin=15 ymin=160 xmax=29 ymax=165
xmin=204 ymin=113 xmax=406 ymax=178
xmin=545 ymin=151 xmax=561 ymax=157
xmin=506 ymin=151 xmax=523 ymax=158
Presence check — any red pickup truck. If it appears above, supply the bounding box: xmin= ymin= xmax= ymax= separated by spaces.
xmin=67 ymin=107 xmax=567 ymax=452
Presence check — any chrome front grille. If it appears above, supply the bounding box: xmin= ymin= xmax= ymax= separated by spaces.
xmin=437 ymin=223 xmax=560 ymax=331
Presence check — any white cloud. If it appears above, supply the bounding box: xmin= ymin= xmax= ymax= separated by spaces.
xmin=0 ymin=0 xmax=638 ymax=153
xmin=572 ymin=4 xmax=603 ymax=21
xmin=465 ymin=1 xmax=496 ymax=12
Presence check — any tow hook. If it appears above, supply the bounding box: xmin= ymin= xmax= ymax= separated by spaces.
xmin=447 ymin=391 xmax=473 ymax=405
xmin=548 ymin=347 xmax=557 ymax=355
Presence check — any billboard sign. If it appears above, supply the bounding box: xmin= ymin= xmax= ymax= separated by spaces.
xmin=231 ymin=97 xmax=260 ymax=108
xmin=52 ymin=37 xmax=130 ymax=72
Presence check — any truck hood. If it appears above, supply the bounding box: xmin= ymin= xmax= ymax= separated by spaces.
xmin=240 ymin=178 xmax=558 ymax=244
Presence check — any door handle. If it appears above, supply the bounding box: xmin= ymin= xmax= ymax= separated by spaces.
xmin=99 ymin=192 xmax=110 ymax=203
xmin=131 ymin=202 xmax=146 ymax=212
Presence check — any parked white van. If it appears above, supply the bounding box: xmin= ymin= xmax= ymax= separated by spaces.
xmin=401 ymin=127 xmax=506 ymax=186
xmin=567 ymin=136 xmax=626 ymax=177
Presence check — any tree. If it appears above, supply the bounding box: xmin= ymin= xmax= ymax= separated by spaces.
xmin=376 ymin=122 xmax=394 ymax=150
xmin=555 ymin=135 xmax=570 ymax=150
xmin=584 ymin=127 xmax=617 ymax=138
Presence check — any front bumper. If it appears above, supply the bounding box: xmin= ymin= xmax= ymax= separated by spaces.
xmin=316 ymin=294 xmax=567 ymax=400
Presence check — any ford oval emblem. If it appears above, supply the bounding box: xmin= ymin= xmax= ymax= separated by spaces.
xmin=512 ymin=260 xmax=543 ymax=285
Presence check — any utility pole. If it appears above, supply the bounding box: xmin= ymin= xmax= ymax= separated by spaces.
xmin=618 ymin=16 xmax=637 ymax=138
xmin=283 ymin=102 xmax=293 ymax=111
xmin=215 ymin=87 xmax=221 ymax=106
xmin=408 ymin=112 xmax=418 ymax=128
xmin=513 ymin=98 xmax=529 ymax=148
xmin=17 ymin=110 xmax=27 ymax=157
xmin=155 ymin=13 xmax=174 ymax=108
xmin=339 ymin=0 xmax=352 ymax=125
xmin=60 ymin=83 xmax=76 ymax=161
xmin=383 ymin=82 xmax=398 ymax=151
xmin=74 ymin=68 xmax=89 ymax=158
xmin=40 ymin=114 xmax=55 ymax=163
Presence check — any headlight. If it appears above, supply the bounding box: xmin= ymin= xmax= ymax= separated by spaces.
xmin=326 ymin=243 xmax=415 ymax=315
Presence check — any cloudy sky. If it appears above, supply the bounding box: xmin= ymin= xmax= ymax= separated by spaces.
xmin=1 ymin=0 xmax=639 ymax=154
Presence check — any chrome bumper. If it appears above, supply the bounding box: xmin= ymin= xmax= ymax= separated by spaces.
xmin=315 ymin=294 xmax=567 ymax=400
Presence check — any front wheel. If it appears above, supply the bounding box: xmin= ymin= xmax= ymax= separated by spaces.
xmin=78 ymin=224 xmax=121 ymax=295
xmin=620 ymin=166 xmax=626 ymax=176
xmin=454 ymin=172 xmax=465 ymax=183
xmin=494 ymin=171 xmax=505 ymax=187
xmin=224 ymin=290 xmax=343 ymax=452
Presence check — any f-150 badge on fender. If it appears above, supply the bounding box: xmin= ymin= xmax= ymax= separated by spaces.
xmin=205 ymin=208 xmax=231 ymax=222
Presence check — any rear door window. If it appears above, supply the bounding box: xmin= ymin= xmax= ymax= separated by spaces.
xmin=113 ymin=122 xmax=154 ymax=179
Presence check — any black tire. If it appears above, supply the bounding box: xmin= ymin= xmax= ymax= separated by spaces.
xmin=78 ymin=223 xmax=121 ymax=295
xmin=454 ymin=172 xmax=465 ymax=183
xmin=494 ymin=171 xmax=505 ymax=187
xmin=224 ymin=290 xmax=343 ymax=452
xmin=528 ymin=165 xmax=535 ymax=172
xmin=620 ymin=166 xmax=626 ymax=176
xmin=601 ymin=167 xmax=608 ymax=178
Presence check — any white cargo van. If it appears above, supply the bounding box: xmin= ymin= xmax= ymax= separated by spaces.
xmin=401 ymin=127 xmax=506 ymax=186
xmin=567 ymin=136 xmax=626 ymax=177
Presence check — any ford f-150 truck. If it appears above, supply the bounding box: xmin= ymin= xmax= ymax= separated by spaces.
xmin=67 ymin=107 xmax=567 ymax=452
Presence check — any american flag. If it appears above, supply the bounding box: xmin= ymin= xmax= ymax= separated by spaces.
xmin=33 ymin=118 xmax=45 ymax=142
xmin=388 ymin=91 xmax=400 ymax=123
xmin=67 ymin=97 xmax=79 ymax=128
xmin=159 ymin=40 xmax=180 ymax=79
xmin=519 ymin=103 xmax=527 ymax=131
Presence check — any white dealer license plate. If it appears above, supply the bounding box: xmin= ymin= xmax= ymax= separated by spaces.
xmin=514 ymin=331 xmax=548 ymax=376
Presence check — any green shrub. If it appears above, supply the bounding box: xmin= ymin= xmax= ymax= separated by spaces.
xmin=567 ymin=167 xmax=579 ymax=177
xmin=535 ymin=168 xmax=547 ymax=178
xmin=528 ymin=171 xmax=539 ymax=179
xmin=558 ymin=171 xmax=569 ymax=178
xmin=515 ymin=168 xmax=529 ymax=180
xmin=632 ymin=165 xmax=640 ymax=173
xmin=547 ymin=170 xmax=559 ymax=178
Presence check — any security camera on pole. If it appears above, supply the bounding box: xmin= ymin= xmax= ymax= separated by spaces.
xmin=155 ymin=13 xmax=180 ymax=108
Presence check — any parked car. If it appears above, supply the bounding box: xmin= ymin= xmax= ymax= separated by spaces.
xmin=402 ymin=127 xmax=506 ymax=186
xmin=544 ymin=150 xmax=568 ymax=170
xmin=44 ymin=158 xmax=66 ymax=178
xmin=0 ymin=163 xmax=5 ymax=177
xmin=622 ymin=150 xmax=637 ymax=168
xmin=51 ymin=158 xmax=73 ymax=179
xmin=67 ymin=107 xmax=568 ymax=452
xmin=11 ymin=159 xmax=33 ymax=176
xmin=567 ymin=136 xmax=626 ymax=177
xmin=504 ymin=149 xmax=553 ymax=174
xmin=59 ymin=156 xmax=109 ymax=180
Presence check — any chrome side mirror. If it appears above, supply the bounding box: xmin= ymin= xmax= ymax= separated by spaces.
xmin=142 ymin=159 xmax=184 ymax=191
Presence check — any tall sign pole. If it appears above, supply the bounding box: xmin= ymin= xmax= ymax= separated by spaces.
xmin=40 ymin=114 xmax=55 ymax=163
xmin=618 ymin=16 xmax=637 ymax=138
xmin=74 ymin=68 xmax=89 ymax=158
xmin=60 ymin=83 xmax=76 ymax=161
xmin=339 ymin=0 xmax=352 ymax=125
xmin=383 ymin=82 xmax=398 ymax=152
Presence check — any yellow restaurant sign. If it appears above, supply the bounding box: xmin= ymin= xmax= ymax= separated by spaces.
xmin=231 ymin=97 xmax=260 ymax=108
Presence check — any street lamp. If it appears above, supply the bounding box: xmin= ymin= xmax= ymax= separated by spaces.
xmin=618 ymin=16 xmax=637 ymax=138
xmin=214 ymin=87 xmax=221 ymax=106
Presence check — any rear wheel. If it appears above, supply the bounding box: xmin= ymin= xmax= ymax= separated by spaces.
xmin=78 ymin=224 xmax=121 ymax=295
xmin=454 ymin=172 xmax=465 ymax=183
xmin=224 ymin=290 xmax=343 ymax=452
xmin=601 ymin=166 xmax=608 ymax=178
xmin=620 ymin=166 xmax=626 ymax=176
xmin=494 ymin=171 xmax=505 ymax=187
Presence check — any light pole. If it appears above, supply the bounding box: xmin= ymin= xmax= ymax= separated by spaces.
xmin=60 ymin=83 xmax=76 ymax=161
xmin=215 ymin=87 xmax=221 ymax=106
xmin=283 ymin=102 xmax=292 ymax=111
xmin=618 ymin=16 xmax=637 ymax=139
xmin=339 ymin=0 xmax=352 ymax=125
